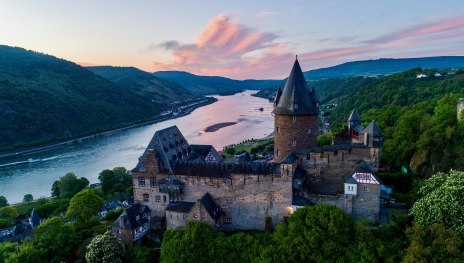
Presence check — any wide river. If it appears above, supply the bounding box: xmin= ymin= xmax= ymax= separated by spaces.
xmin=0 ymin=91 xmax=274 ymax=203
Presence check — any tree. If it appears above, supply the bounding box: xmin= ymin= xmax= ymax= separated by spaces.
xmin=66 ymin=189 xmax=104 ymax=222
xmin=98 ymin=167 xmax=131 ymax=197
xmin=52 ymin=172 xmax=89 ymax=199
xmin=404 ymin=223 xmax=464 ymax=262
xmin=160 ymin=221 xmax=216 ymax=263
xmin=7 ymin=217 xmax=79 ymax=263
xmin=268 ymin=204 xmax=354 ymax=263
xmin=317 ymin=132 xmax=333 ymax=147
xmin=22 ymin=194 xmax=33 ymax=203
xmin=0 ymin=196 xmax=7 ymax=208
xmin=0 ymin=242 xmax=19 ymax=263
xmin=410 ymin=170 xmax=464 ymax=235
xmin=0 ymin=206 xmax=19 ymax=228
xmin=86 ymin=231 xmax=126 ymax=263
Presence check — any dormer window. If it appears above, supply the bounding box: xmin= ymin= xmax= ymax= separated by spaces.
xmin=294 ymin=104 xmax=299 ymax=109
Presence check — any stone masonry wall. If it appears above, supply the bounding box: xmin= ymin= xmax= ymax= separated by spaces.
xmin=352 ymin=183 xmax=380 ymax=222
xmin=179 ymin=173 xmax=292 ymax=231
xmin=274 ymin=114 xmax=318 ymax=162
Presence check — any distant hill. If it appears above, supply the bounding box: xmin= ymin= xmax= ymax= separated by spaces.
xmin=88 ymin=66 xmax=196 ymax=105
xmin=0 ymin=45 xmax=160 ymax=150
xmin=304 ymin=56 xmax=464 ymax=80
xmin=153 ymin=71 xmax=280 ymax=95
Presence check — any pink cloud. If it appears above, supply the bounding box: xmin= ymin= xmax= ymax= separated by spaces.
xmin=152 ymin=14 xmax=290 ymax=79
xmin=153 ymin=14 xmax=464 ymax=79
xmin=366 ymin=16 xmax=464 ymax=44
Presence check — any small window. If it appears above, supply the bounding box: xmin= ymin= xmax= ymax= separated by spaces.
xmin=183 ymin=214 xmax=187 ymax=220
xmin=308 ymin=128 xmax=312 ymax=134
xmin=292 ymin=116 xmax=296 ymax=123
xmin=374 ymin=138 xmax=380 ymax=141
xmin=276 ymin=150 xmax=280 ymax=156
xmin=155 ymin=195 xmax=161 ymax=202
xmin=138 ymin=177 xmax=145 ymax=187
xmin=150 ymin=177 xmax=156 ymax=188
xmin=143 ymin=193 xmax=149 ymax=202
xmin=277 ymin=127 xmax=281 ymax=133
xmin=364 ymin=185 xmax=369 ymax=192
xmin=294 ymin=104 xmax=299 ymax=109
xmin=306 ymin=154 xmax=310 ymax=160
xmin=224 ymin=217 xmax=232 ymax=224
xmin=163 ymin=195 xmax=167 ymax=203
xmin=292 ymin=140 xmax=296 ymax=147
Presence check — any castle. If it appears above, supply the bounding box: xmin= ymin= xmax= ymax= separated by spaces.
xmin=113 ymin=58 xmax=385 ymax=242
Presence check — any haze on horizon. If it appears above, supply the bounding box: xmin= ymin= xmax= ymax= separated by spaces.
xmin=1 ymin=0 xmax=463 ymax=79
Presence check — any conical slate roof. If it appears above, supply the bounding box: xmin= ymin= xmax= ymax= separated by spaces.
xmin=273 ymin=58 xmax=319 ymax=115
xmin=363 ymin=120 xmax=384 ymax=137
xmin=348 ymin=109 xmax=361 ymax=122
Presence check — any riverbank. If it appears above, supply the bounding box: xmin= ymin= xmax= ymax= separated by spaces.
xmin=0 ymin=97 xmax=217 ymax=161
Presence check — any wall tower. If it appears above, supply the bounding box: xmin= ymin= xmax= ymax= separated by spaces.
xmin=273 ymin=58 xmax=319 ymax=162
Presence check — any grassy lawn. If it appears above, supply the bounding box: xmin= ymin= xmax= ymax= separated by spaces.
xmin=223 ymin=138 xmax=274 ymax=158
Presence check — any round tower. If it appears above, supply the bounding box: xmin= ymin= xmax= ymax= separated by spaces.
xmin=273 ymin=58 xmax=319 ymax=163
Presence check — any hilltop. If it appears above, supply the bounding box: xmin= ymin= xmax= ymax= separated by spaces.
xmin=153 ymin=71 xmax=280 ymax=95
xmin=88 ymin=66 xmax=196 ymax=105
xmin=304 ymin=56 xmax=464 ymax=79
xmin=0 ymin=45 xmax=161 ymax=151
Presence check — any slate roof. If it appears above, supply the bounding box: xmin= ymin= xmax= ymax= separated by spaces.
xmin=30 ymin=208 xmax=41 ymax=228
xmin=274 ymin=58 xmax=319 ymax=115
xmin=281 ymin=152 xmax=298 ymax=164
xmin=348 ymin=109 xmax=361 ymax=122
xmin=114 ymin=204 xmax=150 ymax=231
xmin=200 ymin=193 xmax=224 ymax=221
xmin=189 ymin=144 xmax=224 ymax=163
xmin=133 ymin=125 xmax=189 ymax=173
xmin=363 ymin=121 xmax=384 ymax=137
xmin=166 ymin=201 xmax=196 ymax=213
xmin=345 ymin=177 xmax=358 ymax=184
xmin=351 ymin=161 xmax=382 ymax=184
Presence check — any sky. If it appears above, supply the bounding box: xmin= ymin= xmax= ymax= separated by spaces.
xmin=1 ymin=1 xmax=463 ymax=79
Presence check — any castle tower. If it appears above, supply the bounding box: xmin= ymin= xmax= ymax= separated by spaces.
xmin=273 ymin=58 xmax=319 ymax=162
xmin=348 ymin=109 xmax=361 ymax=131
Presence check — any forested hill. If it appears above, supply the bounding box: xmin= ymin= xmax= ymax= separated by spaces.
xmin=153 ymin=71 xmax=281 ymax=95
xmin=88 ymin=66 xmax=196 ymax=105
xmin=304 ymin=56 xmax=464 ymax=79
xmin=0 ymin=45 xmax=160 ymax=151
xmin=323 ymin=68 xmax=464 ymax=175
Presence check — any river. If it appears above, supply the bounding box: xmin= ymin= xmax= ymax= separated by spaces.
xmin=0 ymin=91 xmax=274 ymax=203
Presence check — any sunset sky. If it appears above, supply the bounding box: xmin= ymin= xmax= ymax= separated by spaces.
xmin=1 ymin=1 xmax=463 ymax=79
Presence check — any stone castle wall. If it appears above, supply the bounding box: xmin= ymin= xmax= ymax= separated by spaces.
xmin=274 ymin=114 xmax=318 ymax=162
xmin=133 ymin=163 xmax=292 ymax=231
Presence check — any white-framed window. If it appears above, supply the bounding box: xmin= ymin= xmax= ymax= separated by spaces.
xmin=276 ymin=150 xmax=280 ymax=156
xmin=138 ymin=177 xmax=145 ymax=187
xmin=308 ymin=128 xmax=312 ymax=134
xmin=292 ymin=140 xmax=296 ymax=147
xmin=364 ymin=185 xmax=369 ymax=192
xmin=292 ymin=116 xmax=296 ymax=122
xmin=224 ymin=217 xmax=232 ymax=224
xmin=348 ymin=185 xmax=354 ymax=191
xmin=155 ymin=195 xmax=161 ymax=202
xmin=294 ymin=104 xmax=299 ymax=109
